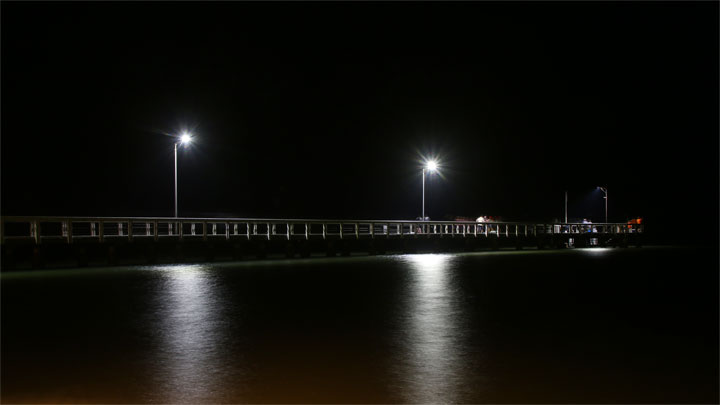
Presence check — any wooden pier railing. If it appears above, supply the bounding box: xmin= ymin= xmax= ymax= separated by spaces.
xmin=0 ymin=216 xmax=642 ymax=245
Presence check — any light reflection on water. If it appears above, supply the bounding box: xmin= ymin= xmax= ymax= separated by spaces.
xmin=3 ymin=248 xmax=713 ymax=403
xmin=147 ymin=264 xmax=230 ymax=403
xmin=141 ymin=256 xmax=480 ymax=403
xmin=141 ymin=256 xmax=481 ymax=403
xmin=395 ymin=254 xmax=479 ymax=403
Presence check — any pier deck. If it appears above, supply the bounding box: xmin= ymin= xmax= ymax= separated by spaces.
xmin=1 ymin=216 xmax=644 ymax=269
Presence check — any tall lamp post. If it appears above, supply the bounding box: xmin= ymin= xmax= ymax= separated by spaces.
xmin=175 ymin=133 xmax=192 ymax=217
xmin=422 ymin=160 xmax=438 ymax=221
xmin=597 ymin=186 xmax=608 ymax=223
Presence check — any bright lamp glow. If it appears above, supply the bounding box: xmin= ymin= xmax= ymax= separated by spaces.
xmin=180 ymin=133 xmax=192 ymax=144
xmin=426 ymin=160 xmax=438 ymax=171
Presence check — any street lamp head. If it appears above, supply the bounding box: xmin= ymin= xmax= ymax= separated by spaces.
xmin=180 ymin=133 xmax=192 ymax=144
xmin=426 ymin=160 xmax=438 ymax=172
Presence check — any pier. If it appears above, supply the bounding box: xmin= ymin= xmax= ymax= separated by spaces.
xmin=1 ymin=216 xmax=643 ymax=269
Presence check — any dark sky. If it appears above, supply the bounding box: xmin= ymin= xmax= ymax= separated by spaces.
xmin=2 ymin=2 xmax=718 ymax=234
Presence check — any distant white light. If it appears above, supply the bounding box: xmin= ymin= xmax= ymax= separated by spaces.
xmin=180 ymin=133 xmax=192 ymax=144
xmin=426 ymin=160 xmax=438 ymax=172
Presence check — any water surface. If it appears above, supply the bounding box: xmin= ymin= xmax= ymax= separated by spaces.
xmin=2 ymin=247 xmax=718 ymax=403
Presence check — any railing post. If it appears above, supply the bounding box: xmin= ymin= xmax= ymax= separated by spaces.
xmin=203 ymin=222 xmax=208 ymax=241
xmin=66 ymin=220 xmax=73 ymax=244
xmin=340 ymin=223 xmax=343 ymax=239
xmin=31 ymin=221 xmax=40 ymax=245
xmin=370 ymin=223 xmax=374 ymax=238
xmin=247 ymin=222 xmax=251 ymax=240
xmin=179 ymin=221 xmax=184 ymax=240
xmin=286 ymin=223 xmax=290 ymax=240
xmin=234 ymin=223 xmax=238 ymax=236
xmin=355 ymin=223 xmax=359 ymax=239
xmin=399 ymin=223 xmax=403 ymax=238
xmin=212 ymin=223 xmax=217 ymax=236
xmin=146 ymin=222 xmax=151 ymax=237
xmin=267 ymin=223 xmax=271 ymax=240
xmin=226 ymin=222 xmax=230 ymax=240
xmin=128 ymin=220 xmax=133 ymax=242
xmin=305 ymin=223 xmax=309 ymax=240
xmin=99 ymin=221 xmax=104 ymax=243
xmin=322 ymin=223 xmax=327 ymax=240
xmin=154 ymin=221 xmax=159 ymax=241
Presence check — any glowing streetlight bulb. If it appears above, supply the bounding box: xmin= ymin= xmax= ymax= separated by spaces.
xmin=426 ymin=160 xmax=438 ymax=171
xmin=174 ymin=131 xmax=194 ymax=218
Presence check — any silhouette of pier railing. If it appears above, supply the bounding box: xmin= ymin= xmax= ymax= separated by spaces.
xmin=1 ymin=216 xmax=642 ymax=244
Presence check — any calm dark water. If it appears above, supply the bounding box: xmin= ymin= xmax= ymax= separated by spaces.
xmin=2 ymin=247 xmax=718 ymax=403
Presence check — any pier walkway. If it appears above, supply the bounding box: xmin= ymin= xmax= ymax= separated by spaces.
xmin=0 ymin=216 xmax=644 ymax=269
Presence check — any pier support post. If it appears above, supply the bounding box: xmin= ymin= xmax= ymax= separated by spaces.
xmin=232 ymin=243 xmax=244 ymax=260
xmin=298 ymin=240 xmax=310 ymax=258
xmin=326 ymin=240 xmax=336 ymax=257
xmin=31 ymin=245 xmax=44 ymax=268
xmin=255 ymin=241 xmax=267 ymax=259
xmin=285 ymin=240 xmax=296 ymax=258
xmin=620 ymin=235 xmax=629 ymax=248
xmin=340 ymin=239 xmax=350 ymax=256
xmin=490 ymin=235 xmax=499 ymax=251
xmin=74 ymin=246 xmax=88 ymax=267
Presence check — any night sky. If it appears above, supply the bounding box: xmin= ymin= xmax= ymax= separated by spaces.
xmin=2 ymin=2 xmax=718 ymax=241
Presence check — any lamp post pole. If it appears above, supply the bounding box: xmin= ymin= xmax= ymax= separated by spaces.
xmin=174 ymin=142 xmax=179 ymax=218
xmin=174 ymin=133 xmax=192 ymax=218
xmin=598 ymin=187 xmax=608 ymax=223
xmin=422 ymin=168 xmax=426 ymax=221
xmin=421 ymin=160 xmax=438 ymax=222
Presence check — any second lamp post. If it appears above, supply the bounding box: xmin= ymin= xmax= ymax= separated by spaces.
xmin=422 ymin=160 xmax=438 ymax=221
xmin=597 ymin=186 xmax=608 ymax=223
xmin=175 ymin=133 xmax=192 ymax=218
